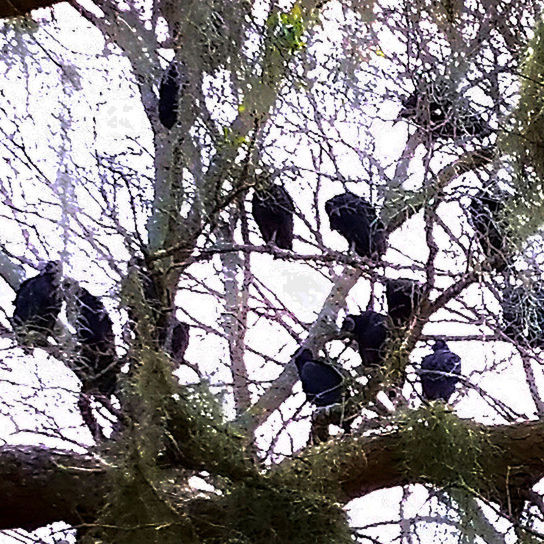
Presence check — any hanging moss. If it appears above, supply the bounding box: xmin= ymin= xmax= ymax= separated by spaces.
xmin=499 ymin=18 xmax=544 ymax=244
xmin=397 ymin=404 xmax=488 ymax=489
xmin=274 ymin=439 xmax=364 ymax=498
xmin=163 ymin=383 xmax=254 ymax=480
xmin=382 ymin=328 xmax=411 ymax=382
xmin=81 ymin=468 xmax=197 ymax=544
xmin=266 ymin=3 xmax=307 ymax=55
xmin=83 ymin=342 xmax=256 ymax=542
xmin=428 ymin=0 xmax=464 ymax=33
xmin=189 ymin=481 xmax=352 ymax=544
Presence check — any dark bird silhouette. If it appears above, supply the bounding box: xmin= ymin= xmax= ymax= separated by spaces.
xmin=158 ymin=319 xmax=190 ymax=364
xmin=398 ymin=86 xmax=489 ymax=140
xmin=293 ymin=347 xmax=344 ymax=407
xmin=12 ymin=261 xmax=63 ymax=345
xmin=252 ymin=184 xmax=295 ymax=250
xmin=386 ymin=278 xmax=423 ymax=326
xmin=325 ymin=192 xmax=386 ymax=260
xmin=468 ymin=191 xmax=508 ymax=271
xmin=341 ymin=311 xmax=388 ymax=367
xmin=419 ymin=339 xmax=461 ymax=402
xmin=158 ymin=61 xmax=181 ymax=129
xmin=293 ymin=347 xmax=353 ymax=440
xmin=502 ymin=286 xmax=544 ymax=349
xmin=70 ymin=284 xmax=118 ymax=396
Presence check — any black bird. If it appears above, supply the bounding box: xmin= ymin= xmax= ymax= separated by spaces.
xmin=12 ymin=261 xmax=63 ymax=345
xmin=419 ymin=340 xmax=461 ymax=402
xmin=341 ymin=311 xmax=388 ymax=367
xmin=325 ymin=192 xmax=386 ymax=260
xmin=158 ymin=61 xmax=181 ymax=129
xmin=468 ymin=191 xmax=508 ymax=271
xmin=398 ymin=87 xmax=488 ymax=140
xmin=158 ymin=319 xmax=190 ymax=364
xmin=502 ymin=286 xmax=544 ymax=349
xmin=252 ymin=184 xmax=295 ymax=250
xmin=70 ymin=284 xmax=118 ymax=396
xmin=293 ymin=347 xmax=344 ymax=407
xmin=386 ymin=278 xmax=423 ymax=326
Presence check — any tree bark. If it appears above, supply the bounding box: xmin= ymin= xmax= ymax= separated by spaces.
xmin=0 ymin=0 xmax=62 ymax=17
xmin=0 ymin=446 xmax=108 ymax=531
xmin=2 ymin=416 xmax=544 ymax=532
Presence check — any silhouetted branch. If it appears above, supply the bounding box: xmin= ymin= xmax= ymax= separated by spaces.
xmin=0 ymin=0 xmax=62 ymax=17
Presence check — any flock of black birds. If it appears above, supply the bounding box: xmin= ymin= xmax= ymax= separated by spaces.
xmin=249 ymin=185 xmax=467 ymax=412
xmin=240 ymin=96 xmax=517 ymax=422
xmin=249 ymin=178 xmax=519 ymax=420
xmin=11 ymin=261 xmax=190 ymax=398
xmin=9 ymin=182 xmax=464 ymax=427
xmin=6 ymin=77 xmax=515 ymax=435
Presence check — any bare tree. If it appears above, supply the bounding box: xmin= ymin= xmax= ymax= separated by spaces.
xmin=1 ymin=1 xmax=544 ymax=543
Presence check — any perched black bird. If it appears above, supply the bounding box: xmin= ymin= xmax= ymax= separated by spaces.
xmin=468 ymin=191 xmax=508 ymax=271
xmin=158 ymin=319 xmax=190 ymax=364
xmin=252 ymin=184 xmax=295 ymax=250
xmin=293 ymin=347 xmax=353 ymax=440
xmin=293 ymin=347 xmax=344 ymax=407
xmin=70 ymin=284 xmax=118 ymax=396
xmin=158 ymin=61 xmax=181 ymax=129
xmin=502 ymin=286 xmax=544 ymax=349
xmin=325 ymin=192 xmax=386 ymax=260
xmin=419 ymin=340 xmax=461 ymax=402
xmin=12 ymin=261 xmax=63 ymax=345
xmin=398 ymin=87 xmax=488 ymax=140
xmin=386 ymin=278 xmax=423 ymax=326
xmin=342 ymin=311 xmax=388 ymax=366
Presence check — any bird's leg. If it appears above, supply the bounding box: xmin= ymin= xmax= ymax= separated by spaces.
xmin=269 ymin=229 xmax=278 ymax=247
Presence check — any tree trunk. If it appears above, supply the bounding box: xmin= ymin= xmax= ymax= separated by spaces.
xmin=0 ymin=0 xmax=62 ymax=17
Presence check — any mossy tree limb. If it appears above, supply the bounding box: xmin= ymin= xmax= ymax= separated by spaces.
xmin=3 ymin=413 xmax=544 ymax=534
xmin=0 ymin=0 xmax=62 ymax=17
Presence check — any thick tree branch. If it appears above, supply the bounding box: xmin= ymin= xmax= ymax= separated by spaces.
xmin=0 ymin=446 xmax=108 ymax=531
xmin=238 ymin=265 xmax=363 ymax=434
xmin=0 ymin=0 xmax=62 ymax=17
xmin=282 ymin=415 xmax=544 ymax=511
xmin=385 ymin=147 xmax=495 ymax=234
xmin=218 ymin=214 xmax=252 ymax=414
xmin=4 ymin=416 xmax=544 ymax=532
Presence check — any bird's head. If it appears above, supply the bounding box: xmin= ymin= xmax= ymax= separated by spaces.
xmin=432 ymin=339 xmax=448 ymax=351
xmin=341 ymin=315 xmax=356 ymax=333
xmin=39 ymin=260 xmax=62 ymax=278
xmin=324 ymin=199 xmax=338 ymax=218
xmin=292 ymin=347 xmax=313 ymax=362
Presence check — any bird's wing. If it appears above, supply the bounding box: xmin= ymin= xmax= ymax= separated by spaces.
xmin=450 ymin=353 xmax=462 ymax=375
xmin=300 ymin=361 xmax=343 ymax=394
